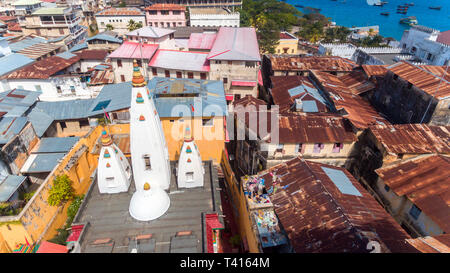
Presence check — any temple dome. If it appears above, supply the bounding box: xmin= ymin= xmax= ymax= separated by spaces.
xmin=129 ymin=182 xmax=170 ymax=221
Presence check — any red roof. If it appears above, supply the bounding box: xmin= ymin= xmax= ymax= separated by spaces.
xmin=437 ymin=30 xmax=450 ymax=46
xmin=231 ymin=80 xmax=257 ymax=87
xmin=66 ymin=224 xmax=84 ymax=243
xmin=108 ymin=41 xmax=158 ymax=60
xmin=279 ymin=32 xmax=296 ymax=39
xmin=145 ymin=4 xmax=186 ymax=11
xmin=36 ymin=241 xmax=68 ymax=253
xmin=96 ymin=7 xmax=144 ymax=16
xmin=188 ymin=33 xmax=216 ymax=50
xmin=76 ymin=49 xmax=109 ymax=60
xmin=5 ymin=54 xmax=80 ymax=79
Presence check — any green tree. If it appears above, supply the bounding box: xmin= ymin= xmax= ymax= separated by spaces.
xmin=47 ymin=175 xmax=75 ymax=206
xmin=257 ymin=18 xmax=280 ymax=54
xmin=105 ymin=24 xmax=114 ymax=31
xmin=119 ymin=1 xmax=126 ymax=7
xmin=127 ymin=19 xmax=142 ymax=31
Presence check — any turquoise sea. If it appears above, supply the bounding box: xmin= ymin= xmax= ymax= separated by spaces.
xmin=287 ymin=0 xmax=450 ymax=40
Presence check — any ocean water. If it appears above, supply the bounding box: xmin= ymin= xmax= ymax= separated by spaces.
xmin=286 ymin=0 xmax=450 ymax=40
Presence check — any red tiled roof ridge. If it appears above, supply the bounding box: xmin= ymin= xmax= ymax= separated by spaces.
xmin=145 ymin=3 xmax=186 ymax=11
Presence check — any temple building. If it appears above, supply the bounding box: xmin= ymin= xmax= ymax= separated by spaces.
xmin=177 ymin=128 xmax=204 ymax=188
xmin=97 ymin=129 xmax=131 ymax=194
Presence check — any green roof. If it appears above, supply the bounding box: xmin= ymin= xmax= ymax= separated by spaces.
xmin=32 ymin=7 xmax=66 ymax=15
xmin=12 ymin=0 xmax=42 ymax=6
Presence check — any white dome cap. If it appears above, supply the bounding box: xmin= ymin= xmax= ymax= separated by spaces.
xmin=129 ymin=182 xmax=170 ymax=221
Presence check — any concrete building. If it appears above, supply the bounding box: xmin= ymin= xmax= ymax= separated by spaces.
xmin=148 ymin=49 xmax=210 ymax=80
xmin=274 ymin=32 xmax=298 ymax=55
xmin=400 ymin=25 xmax=450 ymax=66
xmin=11 ymin=0 xmax=43 ymax=16
xmin=95 ymin=7 xmax=146 ymax=36
xmin=1 ymin=52 xmax=94 ymax=101
xmin=144 ymin=3 xmax=186 ymax=28
xmin=370 ymin=61 xmax=450 ymax=126
xmin=207 ymin=27 xmax=261 ymax=102
xmin=86 ymin=31 xmax=123 ymax=52
xmin=347 ymin=123 xmax=450 ymax=193
xmin=374 ymin=155 xmax=450 ymax=237
xmin=189 ymin=7 xmax=239 ymax=28
xmin=236 ymin=157 xmax=417 ymax=253
xmin=125 ymin=26 xmax=176 ymax=49
xmin=148 ymin=0 xmax=242 ymax=9
xmin=107 ymin=41 xmax=158 ymax=83
xmin=74 ymin=49 xmax=109 ymax=72
xmin=19 ymin=6 xmax=86 ymax=48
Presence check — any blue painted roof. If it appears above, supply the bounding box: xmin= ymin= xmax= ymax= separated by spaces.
xmin=90 ymin=78 xmax=227 ymax=118
xmin=0 ymin=89 xmax=42 ymax=107
xmin=0 ymin=53 xmax=35 ymax=76
xmin=0 ymin=117 xmax=28 ymax=144
xmin=9 ymin=37 xmax=47 ymax=52
xmin=47 ymin=35 xmax=67 ymax=43
xmin=56 ymin=51 xmax=77 ymax=60
xmin=2 ymin=105 xmax=29 ymax=117
xmin=26 ymin=109 xmax=54 ymax=137
xmin=288 ymin=86 xmax=303 ymax=97
xmin=321 ymin=167 xmax=362 ymax=196
xmin=0 ymin=175 xmax=26 ymax=202
xmin=33 ymin=99 xmax=96 ymax=120
xmin=69 ymin=42 xmax=88 ymax=52
xmin=302 ymin=100 xmax=318 ymax=113
xmin=87 ymin=33 xmax=122 ymax=44
xmin=35 ymin=137 xmax=79 ymax=153
xmin=21 ymin=153 xmax=66 ymax=173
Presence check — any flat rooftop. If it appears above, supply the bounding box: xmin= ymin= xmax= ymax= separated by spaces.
xmin=77 ymin=161 xmax=222 ymax=253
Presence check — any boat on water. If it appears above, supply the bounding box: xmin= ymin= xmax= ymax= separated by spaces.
xmin=400 ymin=16 xmax=418 ymax=26
xmin=380 ymin=12 xmax=389 ymax=16
xmin=429 ymin=6 xmax=441 ymax=10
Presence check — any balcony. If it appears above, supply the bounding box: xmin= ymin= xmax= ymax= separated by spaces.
xmin=40 ymin=17 xmax=80 ymax=27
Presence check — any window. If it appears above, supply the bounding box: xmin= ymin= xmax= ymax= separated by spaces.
xmin=106 ymin=177 xmax=115 ymax=187
xmin=384 ymin=185 xmax=390 ymax=192
xmin=143 ymin=155 xmax=151 ymax=170
xmin=166 ymin=22 xmax=170 ymax=27
xmin=79 ymin=119 xmax=90 ymax=127
xmin=411 ymin=46 xmax=417 ymax=53
xmin=70 ymin=86 xmax=75 ymax=93
xmin=227 ymin=61 xmax=232 ymax=65
xmin=35 ymin=85 xmax=42 ymax=91
xmin=245 ymin=61 xmax=256 ymax=67
xmin=165 ymin=70 xmax=170 ymax=77
xmin=393 ymin=74 xmax=398 ymax=80
xmin=161 ymin=11 xmax=169 ymax=15
xmin=332 ymin=143 xmax=343 ymax=153
xmin=409 ymin=204 xmax=421 ymax=220
xmin=148 ymin=11 xmax=157 ymax=15
xmin=176 ymin=71 xmax=182 ymax=78
xmin=56 ymin=86 xmax=62 ymax=93
xmin=296 ymin=143 xmax=305 ymax=154
xmin=172 ymin=22 xmax=176 ymax=27
xmin=60 ymin=122 xmax=67 ymax=129
xmin=313 ymin=143 xmax=324 ymax=153
xmin=202 ymin=118 xmax=213 ymax=126
xmin=407 ymin=83 xmax=412 ymax=89
xmin=120 ymin=75 xmax=125 ymax=82
xmin=276 ymin=144 xmax=284 ymax=153
xmin=152 ymin=67 xmax=157 ymax=76
xmin=223 ymin=77 xmax=228 ymax=84
xmin=59 ymin=28 xmax=64 ymax=35
xmin=136 ymin=59 xmax=142 ymax=67
xmin=117 ymin=59 xmax=122 ymax=67
xmin=215 ymin=60 xmax=221 ymax=64
xmin=173 ymin=11 xmax=181 ymax=15
xmin=234 ymin=94 xmax=241 ymax=101
xmin=186 ymin=172 xmax=194 ymax=182
xmin=200 ymin=73 xmax=207 ymax=80
xmin=187 ymin=72 xmax=193 ymax=79
xmin=427 ymin=53 xmax=433 ymax=61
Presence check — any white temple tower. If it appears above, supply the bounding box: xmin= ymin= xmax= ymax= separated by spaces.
xmin=129 ymin=182 xmax=171 ymax=221
xmin=129 ymin=60 xmax=171 ymax=221
xmin=177 ymin=127 xmax=204 ymax=188
xmin=129 ymin=60 xmax=171 ymax=191
xmin=97 ymin=129 xmax=132 ymax=194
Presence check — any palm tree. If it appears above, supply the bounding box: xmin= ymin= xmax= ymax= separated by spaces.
xmin=127 ymin=20 xmax=142 ymax=31
xmin=106 ymin=24 xmax=114 ymax=31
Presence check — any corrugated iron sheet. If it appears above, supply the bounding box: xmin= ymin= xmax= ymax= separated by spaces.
xmin=107 ymin=41 xmax=158 ymax=60
xmin=207 ymin=27 xmax=260 ymax=61
xmin=406 ymin=234 xmax=450 ymax=253
xmin=188 ymin=32 xmax=216 ymax=50
xmin=17 ymin=43 xmax=62 ymax=60
xmin=362 ymin=65 xmax=388 ymax=77
xmin=376 ymin=155 xmax=450 ymax=233
xmin=388 ymin=61 xmax=450 ymax=99
xmin=269 ymin=55 xmax=356 ymax=72
xmin=370 ymin=124 xmax=450 ymax=155
xmin=256 ymin=157 xmax=416 ymax=253
xmin=149 ymin=49 xmax=210 ymax=72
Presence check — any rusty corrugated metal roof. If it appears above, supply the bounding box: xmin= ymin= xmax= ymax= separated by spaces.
xmin=370 ymin=124 xmax=450 ymax=155
xmin=388 ymin=61 xmax=450 ymax=99
xmin=376 ymin=155 xmax=450 ymax=233
xmin=255 ymin=157 xmax=415 ymax=253
xmin=4 ymin=54 xmax=80 ymax=79
xmin=310 ymin=70 xmax=388 ymax=129
xmin=233 ymin=95 xmax=267 ymax=108
xmin=406 ymin=234 xmax=450 ymax=253
xmin=76 ymin=49 xmax=109 ymax=60
xmin=269 ymin=55 xmax=356 ymax=72
xmin=338 ymin=70 xmax=376 ymax=95
xmin=362 ymin=65 xmax=388 ymax=77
